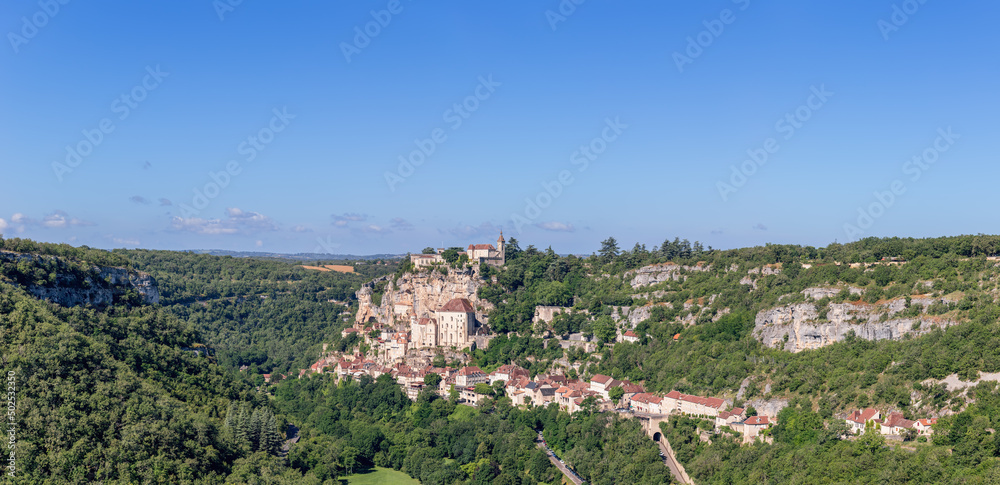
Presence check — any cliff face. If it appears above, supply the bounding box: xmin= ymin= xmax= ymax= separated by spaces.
xmin=754 ymin=294 xmax=958 ymax=352
xmin=0 ymin=250 xmax=160 ymax=307
xmin=625 ymin=262 xmax=711 ymax=289
xmin=355 ymin=269 xmax=492 ymax=328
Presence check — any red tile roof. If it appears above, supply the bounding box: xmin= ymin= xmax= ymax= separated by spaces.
xmin=457 ymin=366 xmax=484 ymax=376
xmin=468 ymin=244 xmax=496 ymax=251
xmin=439 ymin=298 xmax=475 ymax=313
xmin=623 ymin=330 xmax=639 ymax=338
xmin=744 ymin=416 xmax=770 ymax=426
xmin=591 ymin=374 xmax=613 ymax=385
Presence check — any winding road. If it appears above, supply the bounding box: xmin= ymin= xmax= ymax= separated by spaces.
xmin=536 ymin=432 xmax=586 ymax=485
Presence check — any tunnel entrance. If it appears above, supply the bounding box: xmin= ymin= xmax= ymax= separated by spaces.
xmin=653 ymin=432 xmax=662 ymax=442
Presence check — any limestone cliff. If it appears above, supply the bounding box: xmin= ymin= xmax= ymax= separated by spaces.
xmin=0 ymin=250 xmax=159 ymax=306
xmin=625 ymin=262 xmax=711 ymax=289
xmin=355 ymin=268 xmax=493 ymax=328
xmin=754 ymin=293 xmax=959 ymax=352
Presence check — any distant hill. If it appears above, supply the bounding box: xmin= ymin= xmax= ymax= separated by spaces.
xmin=185 ymin=249 xmax=405 ymax=261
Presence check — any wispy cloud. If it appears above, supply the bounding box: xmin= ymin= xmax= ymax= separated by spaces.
xmin=332 ymin=212 xmax=367 ymax=227
xmin=108 ymin=235 xmax=140 ymax=246
xmin=389 ymin=217 xmax=414 ymax=231
xmin=11 ymin=210 xmax=95 ymax=229
xmin=158 ymin=198 xmax=173 ymax=206
xmin=291 ymin=225 xmax=312 ymax=233
xmin=0 ymin=218 xmax=7 ymax=235
xmin=362 ymin=224 xmax=390 ymax=234
xmin=130 ymin=196 xmax=151 ymax=205
xmin=170 ymin=207 xmax=278 ymax=235
xmin=753 ymin=223 xmax=768 ymax=231
xmin=441 ymin=222 xmax=500 ymax=240
xmin=535 ymin=221 xmax=575 ymax=232
xmin=711 ymin=229 xmax=724 ymax=235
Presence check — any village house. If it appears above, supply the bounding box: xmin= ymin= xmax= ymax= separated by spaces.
xmin=662 ymin=391 xmax=727 ymax=417
xmin=741 ymin=415 xmax=772 ymax=440
xmin=716 ymin=408 xmax=746 ymax=429
xmin=630 ymin=393 xmax=664 ymax=414
xmin=845 ymin=408 xmax=882 ymax=434
xmin=455 ymin=366 xmax=488 ymax=387
xmin=490 ymin=364 xmax=529 ymax=384
xmin=618 ymin=382 xmax=645 ymax=406
xmin=589 ymin=374 xmax=615 ymax=398
xmin=621 ymin=330 xmax=640 ymax=343
xmin=915 ymin=418 xmax=937 ymax=435
xmin=881 ymin=412 xmax=917 ymax=436
xmin=411 ymin=317 xmax=438 ymax=348
xmin=410 ymin=253 xmax=445 ymax=268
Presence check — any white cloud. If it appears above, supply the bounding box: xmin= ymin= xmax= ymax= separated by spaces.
xmin=390 ymin=217 xmax=414 ymax=231
xmin=0 ymin=218 xmax=7 ymax=235
xmin=332 ymin=212 xmax=367 ymax=227
xmin=442 ymin=222 xmax=500 ymax=239
xmin=170 ymin=208 xmax=277 ymax=235
xmin=256 ymin=240 xmax=264 ymax=247
xmin=10 ymin=210 xmax=94 ymax=229
xmin=291 ymin=225 xmax=312 ymax=233
xmin=111 ymin=236 xmax=141 ymax=246
xmin=536 ymin=221 xmax=575 ymax=232
xmin=363 ymin=224 xmax=390 ymax=234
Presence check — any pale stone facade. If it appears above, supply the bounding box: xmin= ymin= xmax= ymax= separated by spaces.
xmin=437 ymin=298 xmax=477 ymax=348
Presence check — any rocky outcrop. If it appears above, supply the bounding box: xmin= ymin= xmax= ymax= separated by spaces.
xmin=0 ymin=250 xmax=159 ymax=306
xmin=754 ymin=297 xmax=959 ymax=352
xmin=612 ymin=302 xmax=673 ymax=327
xmin=801 ymin=286 xmax=863 ymax=300
xmin=625 ymin=262 xmax=710 ymax=289
xmin=355 ymin=268 xmax=492 ymax=328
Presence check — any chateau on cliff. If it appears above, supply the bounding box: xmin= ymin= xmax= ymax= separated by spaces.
xmin=410 ymin=232 xmax=506 ymax=268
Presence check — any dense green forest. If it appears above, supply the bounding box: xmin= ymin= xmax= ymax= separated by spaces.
xmin=120 ymin=249 xmax=398 ymax=375
xmin=275 ymin=374 xmax=671 ymax=484
xmin=7 ymin=234 xmax=1000 ymax=483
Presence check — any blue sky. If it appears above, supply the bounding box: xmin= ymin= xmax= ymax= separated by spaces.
xmin=1 ymin=1 xmax=997 ymax=255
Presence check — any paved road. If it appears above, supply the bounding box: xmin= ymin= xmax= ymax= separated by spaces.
xmin=658 ymin=440 xmax=692 ymax=485
xmin=536 ymin=432 xmax=585 ymax=485
xmin=617 ymin=409 xmax=693 ymax=484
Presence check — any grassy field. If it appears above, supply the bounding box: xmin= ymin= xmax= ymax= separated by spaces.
xmin=341 ymin=467 xmax=419 ymax=485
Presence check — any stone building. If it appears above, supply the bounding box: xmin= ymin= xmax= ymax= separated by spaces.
xmin=437 ymin=298 xmax=477 ymax=348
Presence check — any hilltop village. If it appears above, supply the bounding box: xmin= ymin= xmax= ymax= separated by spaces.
xmin=298 ymin=234 xmax=940 ymax=444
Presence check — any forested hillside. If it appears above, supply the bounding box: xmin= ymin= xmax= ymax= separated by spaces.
xmin=121 ymin=249 xmax=398 ymax=375
xmin=8 ymin=234 xmax=1000 ymax=483
xmin=0 ymin=245 xmax=276 ymax=483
